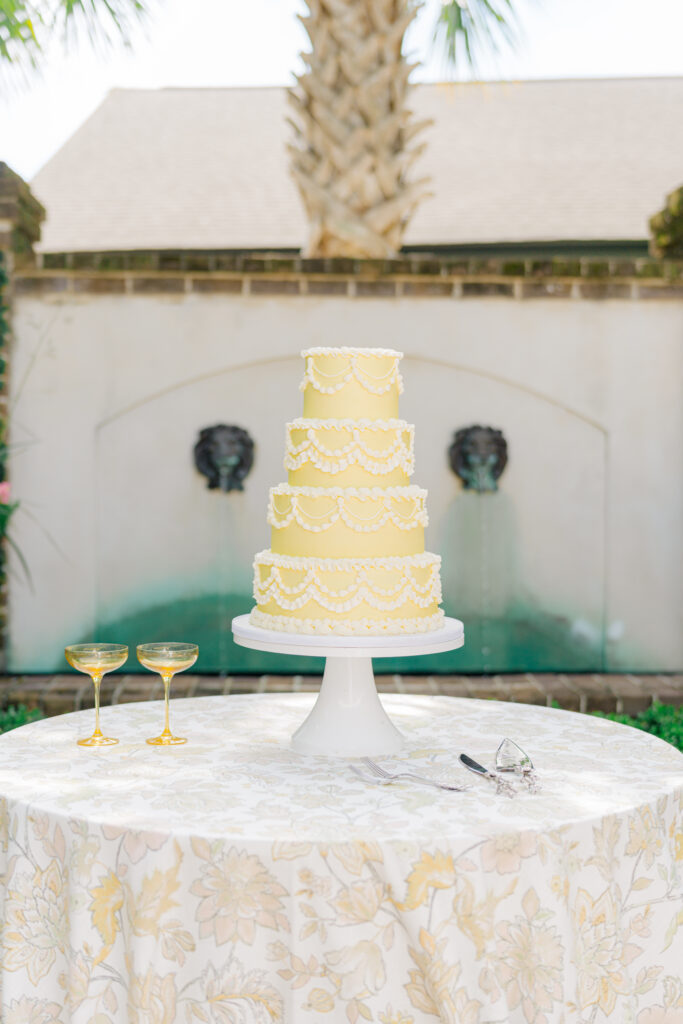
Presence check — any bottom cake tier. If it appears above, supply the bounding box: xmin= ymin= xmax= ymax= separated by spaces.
xmin=250 ymin=550 xmax=444 ymax=635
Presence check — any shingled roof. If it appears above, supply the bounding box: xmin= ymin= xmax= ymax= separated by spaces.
xmin=31 ymin=78 xmax=683 ymax=253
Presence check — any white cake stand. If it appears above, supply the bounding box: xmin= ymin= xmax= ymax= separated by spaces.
xmin=231 ymin=615 xmax=464 ymax=756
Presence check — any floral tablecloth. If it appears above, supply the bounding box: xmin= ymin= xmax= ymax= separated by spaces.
xmin=0 ymin=693 xmax=681 ymax=1024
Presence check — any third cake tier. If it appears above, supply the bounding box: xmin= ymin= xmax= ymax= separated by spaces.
xmin=268 ymin=484 xmax=427 ymax=558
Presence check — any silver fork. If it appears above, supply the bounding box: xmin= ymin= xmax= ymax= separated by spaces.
xmin=355 ymin=757 xmax=471 ymax=792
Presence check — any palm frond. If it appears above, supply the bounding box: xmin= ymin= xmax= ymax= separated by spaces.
xmin=51 ymin=0 xmax=148 ymax=49
xmin=435 ymin=0 xmax=518 ymax=72
xmin=0 ymin=0 xmax=149 ymax=69
xmin=0 ymin=3 xmax=39 ymax=66
xmin=6 ymin=533 xmax=32 ymax=589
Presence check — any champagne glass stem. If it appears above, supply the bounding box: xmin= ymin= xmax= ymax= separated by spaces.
xmin=162 ymin=674 xmax=173 ymax=736
xmin=92 ymin=675 xmax=103 ymax=738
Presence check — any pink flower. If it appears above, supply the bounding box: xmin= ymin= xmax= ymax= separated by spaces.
xmin=0 ymin=482 xmax=10 ymax=504
xmin=101 ymin=825 xmax=167 ymax=863
xmin=191 ymin=847 xmax=287 ymax=945
xmin=481 ymin=831 xmax=537 ymax=874
xmin=638 ymin=1010 xmax=683 ymax=1024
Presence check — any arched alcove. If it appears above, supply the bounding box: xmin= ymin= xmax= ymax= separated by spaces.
xmin=93 ymin=355 xmax=606 ymax=673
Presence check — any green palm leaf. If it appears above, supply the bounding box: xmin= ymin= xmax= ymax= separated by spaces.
xmin=50 ymin=0 xmax=147 ymax=46
xmin=0 ymin=0 xmax=148 ymax=67
xmin=0 ymin=4 xmax=37 ymax=64
xmin=435 ymin=0 xmax=518 ymax=71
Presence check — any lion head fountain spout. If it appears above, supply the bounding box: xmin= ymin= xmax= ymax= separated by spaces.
xmin=194 ymin=425 xmax=255 ymax=492
xmin=448 ymin=425 xmax=508 ymax=493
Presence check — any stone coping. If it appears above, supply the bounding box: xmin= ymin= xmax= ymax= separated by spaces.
xmin=2 ymin=672 xmax=681 ymax=721
xmin=32 ymin=251 xmax=683 ymax=278
xmin=9 ymin=252 xmax=683 ymax=300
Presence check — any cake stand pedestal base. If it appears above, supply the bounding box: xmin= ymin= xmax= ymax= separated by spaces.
xmin=291 ymin=655 xmax=402 ymax=756
xmin=231 ymin=615 xmax=465 ymax=757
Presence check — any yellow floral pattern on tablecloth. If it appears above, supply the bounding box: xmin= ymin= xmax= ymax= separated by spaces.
xmin=0 ymin=693 xmax=681 ymax=1022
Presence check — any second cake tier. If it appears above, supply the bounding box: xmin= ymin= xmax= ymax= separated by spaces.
xmin=268 ymin=484 xmax=427 ymax=558
xmin=285 ymin=418 xmax=414 ymax=487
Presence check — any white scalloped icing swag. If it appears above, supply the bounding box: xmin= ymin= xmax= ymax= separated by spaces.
xmin=285 ymin=419 xmax=415 ymax=476
xmin=301 ymin=347 xmax=403 ymax=358
xmin=253 ymin=553 xmax=442 ymax=612
xmin=268 ymin=486 xmax=428 ymax=532
xmin=249 ymin=608 xmax=445 ymax=635
xmin=300 ymin=351 xmax=404 ymax=396
xmin=253 ymin=550 xmax=441 ymax=571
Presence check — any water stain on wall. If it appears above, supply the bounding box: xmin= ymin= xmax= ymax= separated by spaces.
xmin=93 ymin=592 xmax=323 ymax=675
xmin=88 ymin=591 xmax=601 ymax=676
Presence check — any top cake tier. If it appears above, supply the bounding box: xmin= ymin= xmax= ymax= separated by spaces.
xmin=300 ymin=347 xmax=403 ymax=420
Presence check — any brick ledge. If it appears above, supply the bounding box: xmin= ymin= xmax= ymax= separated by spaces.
xmin=2 ymin=673 xmax=681 ymax=720
xmin=13 ymin=251 xmax=683 ymax=300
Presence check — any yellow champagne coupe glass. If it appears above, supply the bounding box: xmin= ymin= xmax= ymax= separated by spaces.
xmin=137 ymin=642 xmax=198 ymax=746
xmin=65 ymin=643 xmax=128 ymax=746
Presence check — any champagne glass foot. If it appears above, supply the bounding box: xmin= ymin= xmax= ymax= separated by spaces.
xmin=78 ymin=735 xmax=119 ymax=747
xmin=146 ymin=734 xmax=187 ymax=746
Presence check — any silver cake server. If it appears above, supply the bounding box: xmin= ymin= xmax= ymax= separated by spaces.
xmin=495 ymin=738 xmax=541 ymax=793
xmin=459 ymin=753 xmax=516 ymax=798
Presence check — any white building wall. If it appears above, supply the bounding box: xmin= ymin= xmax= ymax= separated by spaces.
xmin=8 ymin=289 xmax=683 ymax=672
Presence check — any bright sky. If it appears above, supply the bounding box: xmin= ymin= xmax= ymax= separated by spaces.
xmin=2 ymin=0 xmax=683 ymax=181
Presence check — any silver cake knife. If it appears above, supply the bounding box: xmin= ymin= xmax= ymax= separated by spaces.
xmin=459 ymin=753 xmax=516 ymax=798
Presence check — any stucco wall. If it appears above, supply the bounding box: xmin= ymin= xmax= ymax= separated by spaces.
xmin=8 ymin=285 xmax=683 ymax=672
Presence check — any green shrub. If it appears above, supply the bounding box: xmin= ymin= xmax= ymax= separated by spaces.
xmin=593 ymin=702 xmax=683 ymax=752
xmin=0 ymin=704 xmax=42 ymax=734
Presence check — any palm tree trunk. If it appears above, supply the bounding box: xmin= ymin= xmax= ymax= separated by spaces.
xmin=289 ymin=0 xmax=431 ymax=259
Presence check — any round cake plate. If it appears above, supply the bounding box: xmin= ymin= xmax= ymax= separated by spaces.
xmin=231 ymin=615 xmax=464 ymax=757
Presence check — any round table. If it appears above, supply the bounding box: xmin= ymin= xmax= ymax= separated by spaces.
xmin=0 ymin=694 xmax=681 ymax=1024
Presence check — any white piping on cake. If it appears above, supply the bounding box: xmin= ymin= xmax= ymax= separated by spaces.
xmin=301 ymin=347 xmax=403 ymax=358
xmin=300 ymin=351 xmax=404 ymax=396
xmin=253 ymin=551 xmax=442 ymax=612
xmin=249 ymin=609 xmax=445 ymax=635
xmin=253 ymin=550 xmax=441 ymax=571
xmin=285 ymin=420 xmax=415 ymax=476
xmin=267 ymin=486 xmax=428 ymax=532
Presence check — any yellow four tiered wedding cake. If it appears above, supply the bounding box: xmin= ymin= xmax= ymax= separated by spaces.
xmin=250 ymin=347 xmax=444 ymax=634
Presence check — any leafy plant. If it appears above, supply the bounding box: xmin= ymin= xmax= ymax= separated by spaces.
xmin=0 ymin=259 xmax=11 ymax=581
xmin=593 ymin=702 xmax=683 ymax=752
xmin=0 ymin=489 xmax=18 ymax=538
xmin=436 ymin=0 xmax=518 ymax=70
xmin=0 ymin=255 xmax=23 ymax=588
xmin=0 ymin=703 xmax=42 ymax=733
xmin=0 ymin=0 xmax=148 ymax=68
